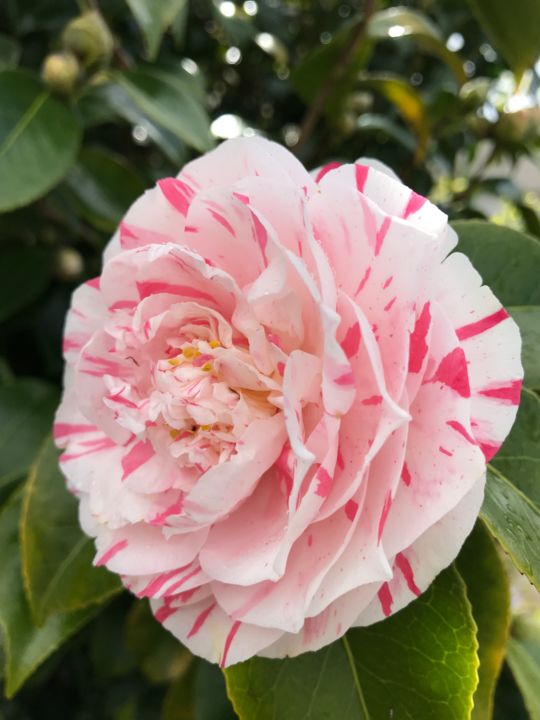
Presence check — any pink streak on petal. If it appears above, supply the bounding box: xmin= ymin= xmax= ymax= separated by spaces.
xmin=456 ymin=308 xmax=509 ymax=341
xmin=121 ymin=440 xmax=154 ymax=481
xmin=383 ymin=275 xmax=393 ymax=289
xmin=377 ymin=491 xmax=392 ymax=544
xmin=439 ymin=446 xmax=453 ymax=457
xmin=158 ymin=178 xmax=195 ymax=215
xmin=354 ymin=266 xmax=371 ymax=297
xmin=163 ymin=567 xmax=202 ymax=597
xmin=138 ymin=569 xmax=180 ymax=598
xmin=403 ymin=191 xmax=427 ymax=218
xmin=208 ymin=209 xmax=236 ymax=237
xmin=220 ymin=621 xmax=242 ymax=668
xmin=431 ymin=347 xmax=471 ymax=398
xmin=96 ymin=539 xmax=128 ymax=567
xmin=155 ymin=599 xmax=176 ymax=623
xmin=375 ymin=216 xmax=391 ymax=256
xmin=446 ymin=420 xmax=476 ymax=445
xmin=86 ymin=277 xmax=100 ymax=289
xmin=395 ymin=553 xmax=421 ymax=596
xmin=233 ymin=191 xmax=250 ymax=205
xmin=188 ymin=602 xmax=217 ymax=638
xmin=315 ymin=467 xmax=333 ymax=497
xmin=315 ymin=162 xmax=342 ymax=183
xmin=344 ymin=499 xmax=358 ymax=521
xmin=340 ymin=322 xmax=361 ymax=359
xmin=408 ymin=302 xmax=431 ymax=373
xmin=150 ymin=497 xmax=184 ymax=526
xmin=401 ymin=462 xmax=411 ymax=486
xmin=378 ymin=583 xmax=393 ymax=617
xmin=383 ymin=296 xmax=396 ymax=312
xmin=361 ymin=395 xmax=383 ymax=406
xmin=136 ymin=281 xmax=216 ymax=304
xmin=109 ymin=300 xmax=137 ymax=312
xmin=479 ymin=442 xmax=500 ymax=461
xmin=61 ymin=438 xmax=116 ymax=461
xmin=478 ymin=380 xmax=522 ymax=405
xmin=251 ymin=212 xmax=268 ymax=265
xmin=334 ymin=371 xmax=355 ymax=386
xmin=53 ymin=423 xmax=96 ymax=440
xmin=355 ymin=164 xmax=369 ymax=193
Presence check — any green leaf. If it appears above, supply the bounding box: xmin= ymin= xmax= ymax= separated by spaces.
xmin=124 ymin=600 xmax=192 ymax=684
xmin=78 ymin=82 xmax=188 ymax=165
xmin=226 ymin=566 xmax=478 ymax=720
xmin=465 ymin=0 xmax=540 ymax=78
xmin=491 ymin=388 xmax=540 ymax=507
xmin=0 ymin=379 xmax=58 ymax=489
xmin=112 ymin=67 xmax=213 ymax=153
xmin=508 ymin=306 xmax=540 ymax=390
xmin=457 ymin=521 xmax=511 ymax=720
xmin=125 ymin=0 xmax=189 ymax=60
xmin=482 ymin=468 xmax=540 ymax=591
xmin=0 ymin=70 xmax=81 ymax=213
xmin=0 ymin=35 xmax=20 ymax=71
xmin=452 ymin=221 xmax=540 ymax=307
xmin=162 ymin=666 xmax=196 ymax=720
xmin=357 ymin=113 xmax=418 ymax=153
xmin=0 ymin=494 xmax=98 ymax=698
xmin=506 ymin=633 xmax=540 ymax=720
xmin=64 ymin=146 xmax=146 ymax=232
xmin=0 ymin=244 xmax=54 ymax=324
xmin=356 ymin=72 xmax=429 ymax=159
xmin=368 ymin=7 xmax=466 ymax=84
xmin=20 ymin=437 xmax=121 ymax=625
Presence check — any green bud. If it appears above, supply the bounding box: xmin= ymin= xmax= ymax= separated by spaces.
xmin=62 ymin=10 xmax=114 ymax=69
xmin=41 ymin=51 xmax=80 ymax=95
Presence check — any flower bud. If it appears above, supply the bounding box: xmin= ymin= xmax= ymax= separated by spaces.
xmin=62 ymin=10 xmax=114 ymax=69
xmin=41 ymin=51 xmax=80 ymax=95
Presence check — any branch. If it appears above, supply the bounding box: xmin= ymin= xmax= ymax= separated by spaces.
xmin=295 ymin=0 xmax=376 ymax=153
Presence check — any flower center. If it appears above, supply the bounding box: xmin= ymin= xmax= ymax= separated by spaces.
xmin=147 ymin=337 xmax=279 ymax=472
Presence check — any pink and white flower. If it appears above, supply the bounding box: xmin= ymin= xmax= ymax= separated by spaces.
xmin=55 ymin=138 xmax=522 ymax=666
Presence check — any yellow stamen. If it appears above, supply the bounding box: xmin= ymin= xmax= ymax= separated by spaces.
xmin=169 ymin=429 xmax=180 ymax=439
xmin=200 ymin=424 xmax=211 ymax=431
xmin=201 ymin=362 xmax=212 ymax=372
xmin=167 ymin=358 xmax=180 ymax=366
xmin=209 ymin=340 xmax=220 ymax=348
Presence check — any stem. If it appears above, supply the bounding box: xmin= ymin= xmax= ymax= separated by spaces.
xmin=295 ymin=0 xmax=376 ymax=153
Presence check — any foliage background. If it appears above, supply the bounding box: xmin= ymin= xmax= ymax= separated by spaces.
xmin=0 ymin=0 xmax=539 ymax=718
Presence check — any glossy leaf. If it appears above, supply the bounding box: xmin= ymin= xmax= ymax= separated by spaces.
xmin=0 ymin=494 xmax=98 ymax=698
xmin=79 ymin=82 xmax=188 ymax=165
xmin=65 ymin=146 xmax=146 ymax=232
xmin=465 ymin=0 xmax=540 ymax=78
xmin=0 ymin=379 xmax=58 ymax=489
xmin=0 ymin=244 xmax=54 ymax=324
xmin=457 ymin=522 xmax=511 ymax=720
xmin=20 ymin=438 xmax=121 ymax=625
xmin=506 ymin=634 xmax=540 ymax=720
xmin=491 ymin=388 xmax=540 ymax=507
xmin=508 ymin=306 xmax=540 ymax=390
xmin=125 ymin=0 xmax=189 ymax=60
xmin=452 ymin=221 xmax=540 ymax=307
xmin=112 ymin=68 xmax=213 ymax=153
xmin=482 ymin=468 xmax=540 ymax=591
xmin=0 ymin=70 xmax=81 ymax=212
xmin=368 ymin=7 xmax=466 ymax=84
xmin=357 ymin=72 xmax=429 ymax=158
xmin=357 ymin=113 xmax=417 ymax=152
xmin=226 ymin=566 xmax=478 ymax=720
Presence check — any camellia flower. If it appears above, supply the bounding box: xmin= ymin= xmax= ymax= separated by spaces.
xmin=55 ymin=138 xmax=522 ymax=666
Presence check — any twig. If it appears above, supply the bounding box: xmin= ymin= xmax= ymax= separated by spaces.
xmin=295 ymin=0 xmax=376 ymax=153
